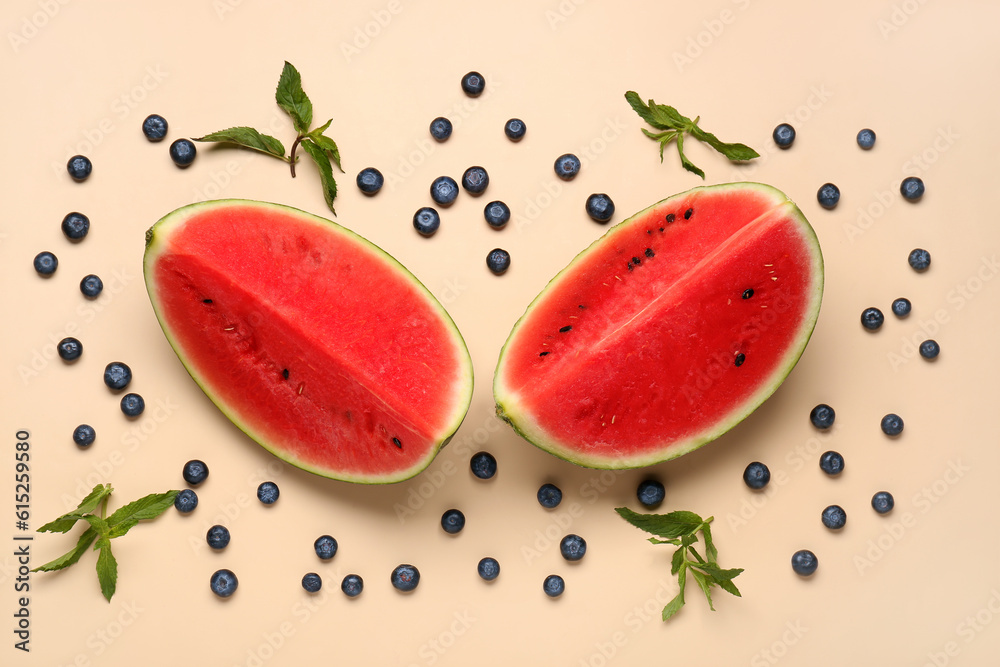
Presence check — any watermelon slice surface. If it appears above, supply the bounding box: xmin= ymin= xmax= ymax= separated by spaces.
xmin=144 ymin=200 xmax=473 ymax=484
xmin=494 ymin=183 xmax=823 ymax=469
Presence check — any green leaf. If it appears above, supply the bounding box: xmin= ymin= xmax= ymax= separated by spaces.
xmin=662 ymin=566 xmax=687 ymax=621
xmin=107 ymin=491 xmax=179 ymax=538
xmin=95 ymin=538 xmax=118 ymax=602
xmin=276 ymin=61 xmax=313 ymax=134
xmin=616 ymin=507 xmax=704 ymax=539
xmin=300 ymin=139 xmax=337 ymax=214
xmin=702 ymin=522 xmax=719 ymax=562
xmin=625 ymin=91 xmax=688 ymax=129
xmin=193 ymin=126 xmax=287 ymax=159
xmin=649 ymin=537 xmax=681 ymax=546
xmin=37 ymin=484 xmax=112 ymax=533
xmin=670 ymin=546 xmax=685 ymax=575
xmin=690 ymin=125 xmax=760 ymax=161
xmin=31 ymin=527 xmax=98 ymax=572
xmin=676 ymin=133 xmax=706 ymax=179
xmin=690 ymin=568 xmax=715 ymax=611
xmin=308 ymin=131 xmax=343 ymax=172
xmin=697 ymin=563 xmax=744 ymax=585
xmin=716 ymin=577 xmax=742 ymax=598
xmin=82 ymin=514 xmax=110 ymax=537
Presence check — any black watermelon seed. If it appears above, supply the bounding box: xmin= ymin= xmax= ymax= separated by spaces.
xmin=644 ymin=248 xmax=654 ymax=258
xmin=632 ymin=257 xmax=641 ymax=265
xmin=578 ymin=305 xmax=586 ymax=309
xmin=646 ymin=230 xmax=652 ymax=235
xmin=684 ymin=208 xmax=694 ymax=220
xmin=659 ymin=227 xmax=664 ymax=232
xmin=665 ymin=213 xmax=675 ymax=223
xmin=203 ymin=299 xmax=213 ymax=304
xmin=742 ymin=289 xmax=754 ymax=299
xmin=392 ymin=437 xmax=402 ymax=449
xmin=539 ymin=351 xmax=550 ymax=357
xmin=734 ymin=353 xmax=746 ymax=367
xmin=559 ymin=326 xmax=572 ymax=333
xmin=627 ymin=263 xmax=634 ymax=271
xmin=282 ymin=369 xmax=289 ymax=380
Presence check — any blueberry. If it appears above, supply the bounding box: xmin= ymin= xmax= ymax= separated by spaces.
xmin=61 ymin=212 xmax=90 ymax=241
xmin=743 ymin=461 xmax=770 ymax=489
xmin=341 ymin=574 xmax=364 ymax=597
xmin=504 ymin=118 xmax=526 ymax=141
xmin=67 ymin=155 xmax=92 ymax=182
xmin=80 ymin=274 xmax=104 ymax=298
xmin=183 ymin=459 xmax=209 ymax=485
xmin=818 ymin=451 xmax=845 ymax=476
xmin=821 ymin=505 xmax=847 ymax=530
xmin=174 ymin=489 xmax=198 ymax=513
xmin=900 ymin=176 xmax=924 ymax=201
xmin=809 ymin=403 xmax=836 ymax=430
xmin=636 ymin=479 xmax=665 ymax=509
xmin=301 ymin=573 xmax=322 ymax=593
xmin=880 ymin=413 xmax=904 ymax=436
xmin=470 ymin=451 xmax=497 ymax=479
xmin=908 ymin=248 xmax=931 ymax=272
xmin=919 ymin=339 xmax=940 ymax=359
xmin=772 ymin=123 xmax=795 ymax=148
xmin=791 ymin=549 xmax=818 ymax=576
xmin=413 ymin=207 xmax=441 ymax=236
xmin=554 ymin=153 xmax=581 ymax=180
xmin=356 ymin=167 xmax=384 ymax=195
xmin=559 ymin=534 xmax=587 ymax=562
xmin=543 ymin=574 xmax=565 ymax=597
xmin=585 ymin=193 xmax=615 ymax=223
xmin=537 ymin=483 xmax=562 ymax=509
xmin=391 ymin=564 xmax=420 ymax=592
xmin=861 ymin=307 xmax=884 ymax=331
xmin=314 ymin=534 xmax=338 ymax=560
xmin=257 ymin=481 xmax=280 ymax=504
xmin=871 ymin=491 xmax=895 ymax=514
xmin=817 ymin=183 xmax=840 ymax=209
xmin=169 ymin=139 xmax=197 ymax=168
xmin=477 ymin=557 xmax=500 ymax=581
xmin=120 ymin=393 xmax=145 ymax=417
xmin=103 ymin=362 xmax=133 ymax=390
xmin=856 ymin=128 xmax=876 ymax=149
xmin=441 ymin=508 xmax=466 ymax=534
xmin=484 ymin=200 xmax=511 ymax=229
xmin=206 ymin=525 xmax=231 ymax=550
xmin=430 ymin=176 xmax=459 ymax=206
xmin=429 ymin=117 xmax=453 ymax=142
xmin=33 ymin=251 xmax=58 ymax=276
xmin=486 ymin=248 xmax=511 ymax=275
xmin=210 ymin=568 xmax=238 ymax=598
xmin=58 ymin=337 xmax=83 ymax=361
xmin=461 ymin=166 xmax=489 ymax=195
xmin=461 ymin=71 xmax=485 ymax=97
xmin=73 ymin=424 xmax=96 ymax=447
xmin=142 ymin=114 xmax=169 ymax=141
xmin=891 ymin=297 xmax=911 ymax=318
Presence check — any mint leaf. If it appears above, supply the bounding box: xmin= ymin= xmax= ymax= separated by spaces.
xmin=194 ymin=127 xmax=287 ymax=159
xmin=702 ymin=522 xmax=718 ymax=562
xmin=615 ymin=507 xmax=703 ymax=539
xmin=625 ymin=92 xmax=687 ymax=129
xmin=301 ymin=139 xmax=337 ymax=214
xmin=308 ymin=132 xmax=343 ymax=172
xmin=670 ymin=545 xmax=685 ymax=575
xmin=697 ymin=563 xmax=744 ymax=586
xmin=662 ymin=567 xmax=687 ymax=621
xmin=95 ymin=538 xmax=118 ymax=602
xmin=690 ymin=569 xmax=714 ymax=611
xmin=37 ymin=484 xmax=112 ymax=533
xmin=32 ymin=527 xmax=98 ymax=572
xmin=276 ymin=61 xmax=312 ymax=134
xmin=676 ymin=133 xmax=706 ymax=179
xmin=690 ymin=125 xmax=759 ymax=161
xmin=107 ymin=491 xmax=178 ymax=538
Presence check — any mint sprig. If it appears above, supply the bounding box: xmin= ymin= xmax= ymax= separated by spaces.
xmin=33 ymin=484 xmax=178 ymax=601
xmin=615 ymin=507 xmax=743 ymax=621
xmin=194 ymin=61 xmax=343 ymax=214
xmin=625 ymin=91 xmax=759 ymax=179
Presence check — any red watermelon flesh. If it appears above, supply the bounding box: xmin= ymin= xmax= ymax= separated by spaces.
xmin=144 ymin=200 xmax=473 ymax=484
xmin=493 ymin=183 xmax=823 ymax=469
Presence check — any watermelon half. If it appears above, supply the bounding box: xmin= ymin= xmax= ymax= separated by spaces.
xmin=144 ymin=199 xmax=473 ymax=484
xmin=494 ymin=182 xmax=823 ymax=469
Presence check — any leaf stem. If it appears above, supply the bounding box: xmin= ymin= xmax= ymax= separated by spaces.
xmin=289 ymin=134 xmax=304 ymax=177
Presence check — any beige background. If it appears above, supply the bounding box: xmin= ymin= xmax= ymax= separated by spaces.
xmin=2 ymin=0 xmax=998 ymax=665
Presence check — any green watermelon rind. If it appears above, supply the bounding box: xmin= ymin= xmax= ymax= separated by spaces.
xmin=494 ymin=182 xmax=824 ymax=470
xmin=144 ymin=199 xmax=474 ymax=485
